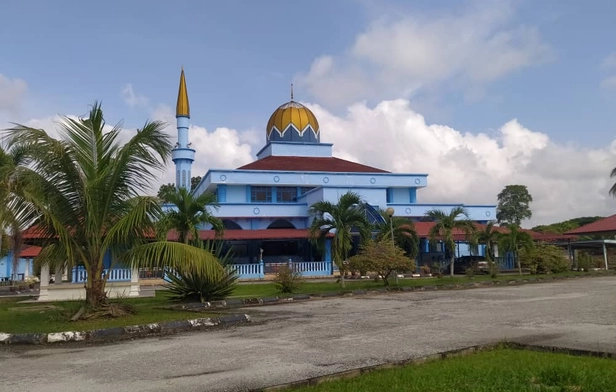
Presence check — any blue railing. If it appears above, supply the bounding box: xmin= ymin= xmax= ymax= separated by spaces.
xmin=231 ymin=260 xmax=332 ymax=279
xmin=72 ymin=266 xmax=132 ymax=283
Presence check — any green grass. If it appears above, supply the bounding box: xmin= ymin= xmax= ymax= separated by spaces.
xmin=285 ymin=348 xmax=616 ymax=392
xmin=0 ymin=291 xmax=214 ymax=334
xmin=231 ymin=270 xmax=608 ymax=299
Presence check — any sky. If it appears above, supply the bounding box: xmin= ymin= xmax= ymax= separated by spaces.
xmin=0 ymin=0 xmax=615 ymax=227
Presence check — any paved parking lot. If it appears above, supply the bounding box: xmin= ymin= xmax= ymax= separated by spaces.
xmin=1 ymin=277 xmax=615 ymax=392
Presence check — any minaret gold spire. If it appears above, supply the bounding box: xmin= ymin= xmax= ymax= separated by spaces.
xmin=176 ymin=67 xmax=190 ymax=118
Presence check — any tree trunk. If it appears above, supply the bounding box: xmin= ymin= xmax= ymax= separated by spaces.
xmin=516 ymin=249 xmax=522 ymax=275
xmin=86 ymin=265 xmax=107 ymax=309
xmin=449 ymin=255 xmax=455 ymax=277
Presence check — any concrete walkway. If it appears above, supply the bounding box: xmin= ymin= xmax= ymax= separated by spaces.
xmin=1 ymin=277 xmax=615 ymax=392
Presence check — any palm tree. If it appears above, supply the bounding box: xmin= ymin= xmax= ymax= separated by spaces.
xmin=609 ymin=168 xmax=616 ymax=197
xmin=4 ymin=102 xmax=223 ymax=312
xmin=498 ymin=224 xmax=534 ymax=275
xmin=0 ymin=145 xmax=37 ymax=281
xmin=308 ymin=192 xmax=371 ymax=288
xmin=426 ymin=207 xmax=476 ymax=277
xmin=374 ymin=210 xmax=419 ymax=259
xmin=475 ymin=221 xmax=499 ymax=277
xmin=158 ymin=187 xmax=224 ymax=245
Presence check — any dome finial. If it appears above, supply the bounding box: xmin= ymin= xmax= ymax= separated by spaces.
xmin=290 ymin=83 xmax=294 ymax=101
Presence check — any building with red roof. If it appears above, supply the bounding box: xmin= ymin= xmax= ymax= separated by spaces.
xmin=161 ymin=70 xmax=498 ymax=274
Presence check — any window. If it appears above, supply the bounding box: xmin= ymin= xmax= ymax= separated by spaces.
xmin=251 ymin=186 xmax=272 ymax=202
xmin=277 ymin=187 xmax=297 ymax=203
xmin=300 ymin=187 xmax=315 ymax=195
xmin=386 ymin=188 xmax=393 ymax=203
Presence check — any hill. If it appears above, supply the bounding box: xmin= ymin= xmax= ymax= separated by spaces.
xmin=531 ymin=216 xmax=604 ymax=234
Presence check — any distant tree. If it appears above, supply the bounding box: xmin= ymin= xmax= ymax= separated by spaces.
xmin=532 ymin=216 xmax=604 ymax=234
xmin=157 ymin=175 xmax=202 ymax=202
xmin=496 ymin=185 xmax=533 ymax=226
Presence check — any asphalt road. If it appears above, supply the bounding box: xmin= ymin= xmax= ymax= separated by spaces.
xmin=1 ymin=277 xmax=615 ymax=392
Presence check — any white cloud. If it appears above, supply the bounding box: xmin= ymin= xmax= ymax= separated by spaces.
xmin=151 ymin=104 xmax=255 ymax=186
xmin=0 ymin=74 xmax=27 ymax=116
xmin=601 ymin=75 xmax=616 ymax=89
xmin=121 ymin=83 xmax=149 ymax=108
xmin=296 ymin=2 xmax=551 ymax=108
xmin=303 ymin=99 xmax=613 ymax=226
xmin=8 ymin=98 xmax=616 ymax=227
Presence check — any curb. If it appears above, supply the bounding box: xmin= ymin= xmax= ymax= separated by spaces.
xmin=254 ymin=342 xmax=616 ymax=391
xmin=162 ymin=272 xmax=615 ymax=312
xmin=0 ymin=313 xmax=251 ymax=345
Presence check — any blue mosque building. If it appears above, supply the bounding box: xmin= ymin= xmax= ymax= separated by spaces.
xmin=170 ymin=69 xmax=497 ymax=276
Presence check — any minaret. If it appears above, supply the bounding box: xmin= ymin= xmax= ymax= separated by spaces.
xmin=172 ymin=67 xmax=195 ymax=190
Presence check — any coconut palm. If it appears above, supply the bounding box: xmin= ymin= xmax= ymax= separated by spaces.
xmin=0 ymin=145 xmax=37 ymax=281
xmin=426 ymin=207 xmax=476 ymax=277
xmin=374 ymin=210 xmax=419 ymax=259
xmin=475 ymin=221 xmax=500 ymax=277
xmin=308 ymin=191 xmax=371 ymax=288
xmin=158 ymin=187 xmax=224 ymax=245
xmin=498 ymin=224 xmax=534 ymax=275
xmin=4 ymin=102 xmax=223 ymax=312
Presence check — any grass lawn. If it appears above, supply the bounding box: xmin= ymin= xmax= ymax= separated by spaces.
xmin=285 ymin=348 xmax=616 ymax=392
xmin=231 ymin=270 xmax=607 ymax=299
xmin=0 ymin=291 xmax=214 ymax=334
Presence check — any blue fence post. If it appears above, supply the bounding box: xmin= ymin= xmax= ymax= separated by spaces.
xmin=259 ymin=258 xmax=264 ymax=279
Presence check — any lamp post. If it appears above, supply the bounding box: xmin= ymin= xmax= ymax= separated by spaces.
xmin=385 ymin=207 xmax=398 ymax=285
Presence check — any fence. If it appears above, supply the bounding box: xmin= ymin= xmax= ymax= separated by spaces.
xmin=72 ymin=266 xmax=132 ymax=283
xmin=232 ymin=260 xmax=332 ymax=279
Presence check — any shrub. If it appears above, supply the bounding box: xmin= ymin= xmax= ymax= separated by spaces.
xmin=520 ymin=244 xmax=570 ymax=274
xmin=164 ymin=242 xmax=239 ymax=303
xmin=576 ymin=252 xmax=592 ymax=272
xmin=348 ymin=238 xmax=415 ymax=286
xmin=273 ymin=265 xmax=303 ymax=293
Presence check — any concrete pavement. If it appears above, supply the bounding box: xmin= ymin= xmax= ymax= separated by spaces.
xmin=1 ymin=277 xmax=615 ymax=392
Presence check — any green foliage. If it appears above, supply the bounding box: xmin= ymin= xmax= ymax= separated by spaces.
xmin=348 ymin=238 xmax=415 ymax=286
xmin=157 ymin=176 xmax=202 ymax=202
xmin=520 ymin=243 xmax=570 ymax=274
xmin=273 ymin=264 xmax=303 ymax=293
xmin=426 ymin=206 xmax=476 ymax=277
xmin=374 ymin=210 xmax=419 ymax=259
xmin=576 ymin=251 xmax=593 ymax=272
xmin=157 ymin=186 xmax=224 ymax=244
xmin=164 ymin=241 xmax=238 ymax=303
xmin=309 ymin=191 xmax=371 ymax=286
xmin=532 ymin=216 xmax=604 ymax=234
xmin=3 ymin=102 xmax=224 ymax=310
xmin=496 ymin=184 xmax=533 ymax=226
xmin=498 ymin=224 xmax=535 ymax=275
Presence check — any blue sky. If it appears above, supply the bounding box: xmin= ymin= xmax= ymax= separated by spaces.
xmin=0 ymin=0 xmax=614 ymax=146
xmin=0 ymin=0 xmax=615 ymax=224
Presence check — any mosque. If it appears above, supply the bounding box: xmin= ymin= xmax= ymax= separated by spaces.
xmin=171 ymin=69 xmax=497 ymax=271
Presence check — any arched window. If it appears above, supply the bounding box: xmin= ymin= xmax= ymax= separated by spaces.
xmin=267 ymin=219 xmax=296 ymax=229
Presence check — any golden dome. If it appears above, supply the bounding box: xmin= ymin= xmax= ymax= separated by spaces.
xmin=266 ymin=100 xmax=320 ymax=143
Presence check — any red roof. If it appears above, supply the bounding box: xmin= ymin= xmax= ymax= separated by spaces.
xmin=237 ymin=155 xmax=389 ymax=173
xmin=20 ymin=246 xmax=42 ymax=258
xmin=565 ymin=214 xmax=616 ymax=235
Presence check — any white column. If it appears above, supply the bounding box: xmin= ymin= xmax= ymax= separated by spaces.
xmin=129 ymin=266 xmax=140 ymax=297
xmin=493 ymin=244 xmax=499 ymax=257
xmin=38 ymin=263 xmax=50 ymax=301
xmin=603 ymin=242 xmax=609 ymax=270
